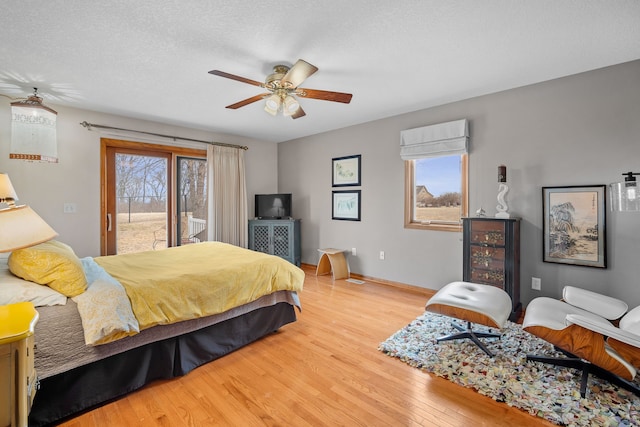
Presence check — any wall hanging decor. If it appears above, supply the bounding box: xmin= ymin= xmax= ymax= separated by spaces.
xmin=332 ymin=155 xmax=361 ymax=187
xmin=332 ymin=190 xmax=361 ymax=221
xmin=542 ymin=185 xmax=606 ymax=268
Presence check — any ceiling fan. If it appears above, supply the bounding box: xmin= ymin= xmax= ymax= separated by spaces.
xmin=208 ymin=59 xmax=352 ymax=119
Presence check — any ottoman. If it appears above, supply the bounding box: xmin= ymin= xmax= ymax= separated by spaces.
xmin=425 ymin=281 xmax=512 ymax=356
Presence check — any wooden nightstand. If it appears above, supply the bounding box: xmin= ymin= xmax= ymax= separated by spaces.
xmin=0 ymin=302 xmax=39 ymax=427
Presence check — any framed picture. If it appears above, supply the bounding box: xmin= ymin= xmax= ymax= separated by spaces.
xmin=542 ymin=185 xmax=606 ymax=268
xmin=332 ymin=155 xmax=361 ymax=187
xmin=332 ymin=190 xmax=361 ymax=221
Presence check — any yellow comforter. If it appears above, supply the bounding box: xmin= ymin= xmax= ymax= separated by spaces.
xmin=94 ymin=242 xmax=304 ymax=330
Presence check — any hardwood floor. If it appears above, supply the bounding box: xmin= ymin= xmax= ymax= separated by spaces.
xmin=59 ymin=265 xmax=552 ymax=426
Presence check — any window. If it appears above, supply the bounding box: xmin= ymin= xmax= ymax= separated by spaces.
xmin=400 ymin=119 xmax=469 ymax=232
xmin=404 ymin=154 xmax=468 ymax=231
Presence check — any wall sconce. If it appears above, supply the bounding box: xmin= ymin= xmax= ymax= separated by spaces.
xmin=10 ymin=88 xmax=58 ymax=163
xmin=0 ymin=174 xmax=58 ymax=252
xmin=610 ymin=171 xmax=639 ymax=212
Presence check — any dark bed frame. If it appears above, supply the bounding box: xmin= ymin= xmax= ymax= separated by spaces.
xmin=29 ymin=302 xmax=296 ymax=427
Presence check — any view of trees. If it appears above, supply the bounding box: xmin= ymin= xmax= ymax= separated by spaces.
xmin=416 ymin=189 xmax=461 ymax=208
xmin=116 ymin=154 xmax=207 ymax=220
xmin=116 ymin=154 xmax=167 ymax=213
xmin=178 ymin=157 xmax=207 ymax=221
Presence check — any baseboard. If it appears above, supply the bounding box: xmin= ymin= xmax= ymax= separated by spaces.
xmin=300 ymin=263 xmax=435 ymax=297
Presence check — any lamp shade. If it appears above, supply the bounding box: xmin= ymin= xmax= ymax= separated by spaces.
xmin=0 ymin=173 xmax=18 ymax=204
xmin=264 ymin=94 xmax=281 ymax=116
xmin=610 ymin=182 xmax=640 ymax=212
xmin=282 ymin=95 xmax=300 ymax=116
xmin=610 ymin=172 xmax=640 ymax=212
xmin=10 ymin=91 xmax=58 ymax=163
xmin=0 ymin=205 xmax=58 ymax=252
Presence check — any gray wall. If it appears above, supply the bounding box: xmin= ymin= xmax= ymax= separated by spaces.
xmin=0 ymin=105 xmax=278 ymax=258
xmin=1 ymin=60 xmax=637 ymax=308
xmin=278 ymin=60 xmax=640 ymax=308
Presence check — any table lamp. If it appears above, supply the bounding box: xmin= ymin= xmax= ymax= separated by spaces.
xmin=0 ymin=173 xmax=57 ymax=252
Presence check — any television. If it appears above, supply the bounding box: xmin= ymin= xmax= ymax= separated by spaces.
xmin=255 ymin=193 xmax=292 ymax=219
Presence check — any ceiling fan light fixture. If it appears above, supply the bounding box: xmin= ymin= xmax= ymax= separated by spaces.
xmin=282 ymin=95 xmax=300 ymax=116
xmin=210 ymin=59 xmax=353 ymax=119
xmin=264 ymin=94 xmax=281 ymax=116
xmin=265 ymin=65 xmax=289 ymax=89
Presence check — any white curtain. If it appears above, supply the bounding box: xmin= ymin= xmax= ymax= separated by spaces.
xmin=400 ymin=119 xmax=468 ymax=160
xmin=206 ymin=145 xmax=248 ymax=247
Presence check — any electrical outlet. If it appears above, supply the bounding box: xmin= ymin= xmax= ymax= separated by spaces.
xmin=379 ymin=251 xmax=385 ymax=260
xmin=351 ymin=248 xmax=357 ymax=256
xmin=531 ymin=277 xmax=541 ymax=291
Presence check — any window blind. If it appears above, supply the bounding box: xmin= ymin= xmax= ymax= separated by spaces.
xmin=400 ymin=119 xmax=468 ymax=160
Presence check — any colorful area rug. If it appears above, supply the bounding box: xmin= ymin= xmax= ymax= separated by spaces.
xmin=378 ymin=312 xmax=640 ymax=426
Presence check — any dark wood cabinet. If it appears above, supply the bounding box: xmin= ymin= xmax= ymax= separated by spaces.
xmin=462 ymin=217 xmax=521 ymax=320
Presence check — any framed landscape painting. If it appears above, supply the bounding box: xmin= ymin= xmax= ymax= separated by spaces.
xmin=542 ymin=185 xmax=606 ymax=268
xmin=332 ymin=155 xmax=361 ymax=187
xmin=332 ymin=190 xmax=361 ymax=221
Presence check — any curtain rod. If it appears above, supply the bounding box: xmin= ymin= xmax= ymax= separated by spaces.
xmin=79 ymin=121 xmax=248 ymax=150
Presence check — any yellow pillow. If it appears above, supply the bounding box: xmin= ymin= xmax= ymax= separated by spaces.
xmin=8 ymin=240 xmax=87 ymax=297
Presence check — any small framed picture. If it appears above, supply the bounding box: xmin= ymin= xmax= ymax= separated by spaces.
xmin=332 ymin=190 xmax=361 ymax=221
xmin=332 ymin=155 xmax=361 ymax=187
xmin=542 ymin=185 xmax=606 ymax=268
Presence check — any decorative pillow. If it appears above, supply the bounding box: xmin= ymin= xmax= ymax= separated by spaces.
xmin=73 ymin=278 xmax=140 ymax=346
xmin=8 ymin=240 xmax=88 ymax=297
xmin=0 ymin=259 xmax=67 ymax=306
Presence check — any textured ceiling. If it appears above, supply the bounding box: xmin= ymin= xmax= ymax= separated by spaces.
xmin=1 ymin=1 xmax=639 ymax=143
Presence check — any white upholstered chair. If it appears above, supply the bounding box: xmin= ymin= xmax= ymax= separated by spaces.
xmin=425 ymin=281 xmax=512 ymax=357
xmin=523 ymin=286 xmax=640 ymax=398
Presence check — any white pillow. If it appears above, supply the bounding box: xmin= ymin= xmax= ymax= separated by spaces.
xmin=0 ymin=257 xmax=67 ymax=306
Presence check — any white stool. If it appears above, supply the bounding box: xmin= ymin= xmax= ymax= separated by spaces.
xmin=425 ymin=281 xmax=512 ymax=356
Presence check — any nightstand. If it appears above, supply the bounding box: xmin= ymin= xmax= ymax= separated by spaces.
xmin=0 ymin=302 xmax=39 ymax=427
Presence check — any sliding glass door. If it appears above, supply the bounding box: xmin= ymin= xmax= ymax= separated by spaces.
xmin=176 ymin=157 xmax=208 ymax=245
xmin=101 ymin=139 xmax=206 ymax=256
xmin=104 ymin=146 xmax=171 ymax=255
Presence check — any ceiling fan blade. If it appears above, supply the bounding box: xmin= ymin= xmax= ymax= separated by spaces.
xmin=209 ymin=70 xmax=264 ymax=87
xmin=297 ymin=88 xmax=353 ymax=104
xmin=281 ymin=59 xmax=318 ymax=88
xmin=291 ymin=106 xmax=306 ymax=119
xmin=225 ymin=93 xmax=270 ymax=109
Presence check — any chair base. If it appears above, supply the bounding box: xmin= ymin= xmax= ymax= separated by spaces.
xmin=436 ymin=321 xmax=501 ymax=357
xmin=527 ymin=348 xmax=640 ymax=398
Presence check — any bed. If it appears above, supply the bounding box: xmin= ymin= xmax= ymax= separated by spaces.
xmin=0 ymin=241 xmax=304 ymax=426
